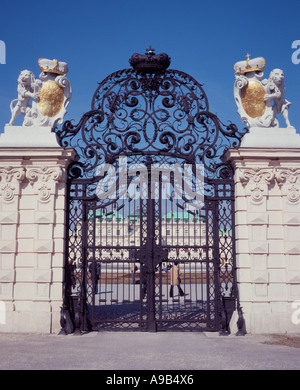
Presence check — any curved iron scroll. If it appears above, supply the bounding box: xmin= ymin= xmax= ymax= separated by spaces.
xmin=56 ymin=68 xmax=246 ymax=179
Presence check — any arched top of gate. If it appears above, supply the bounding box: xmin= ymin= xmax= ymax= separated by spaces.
xmin=57 ymin=48 xmax=246 ymax=179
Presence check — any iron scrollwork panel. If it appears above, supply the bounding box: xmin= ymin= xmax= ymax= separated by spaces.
xmin=57 ymin=68 xmax=245 ymax=179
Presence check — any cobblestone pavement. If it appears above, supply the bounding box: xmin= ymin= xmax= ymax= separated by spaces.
xmin=0 ymin=332 xmax=300 ymax=370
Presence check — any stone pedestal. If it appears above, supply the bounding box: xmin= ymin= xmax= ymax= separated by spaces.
xmin=227 ymin=127 xmax=300 ymax=334
xmin=0 ymin=125 xmax=75 ymax=333
xmin=0 ymin=125 xmax=62 ymax=148
xmin=240 ymin=127 xmax=300 ymax=149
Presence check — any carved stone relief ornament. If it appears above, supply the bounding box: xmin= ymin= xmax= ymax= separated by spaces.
xmin=8 ymin=59 xmax=72 ymax=130
xmin=239 ymin=167 xmax=275 ymax=203
xmin=239 ymin=167 xmax=300 ymax=204
xmin=26 ymin=165 xmax=62 ymax=202
xmin=275 ymin=167 xmax=300 ymax=203
xmin=0 ymin=166 xmax=25 ymax=202
xmin=234 ymin=54 xmax=293 ymax=129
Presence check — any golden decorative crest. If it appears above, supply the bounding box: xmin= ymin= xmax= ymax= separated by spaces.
xmin=240 ymin=80 xmax=266 ymax=118
xmin=38 ymin=80 xmax=65 ymax=117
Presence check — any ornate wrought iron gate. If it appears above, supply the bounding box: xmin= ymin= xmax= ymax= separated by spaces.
xmin=58 ymin=49 xmax=246 ymax=333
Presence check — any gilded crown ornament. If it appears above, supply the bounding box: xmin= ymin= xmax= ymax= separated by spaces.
xmin=38 ymin=58 xmax=68 ymax=75
xmin=234 ymin=53 xmax=293 ymax=129
xmin=234 ymin=54 xmax=265 ymax=75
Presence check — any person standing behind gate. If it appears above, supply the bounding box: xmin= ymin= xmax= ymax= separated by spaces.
xmin=169 ymin=261 xmax=184 ymax=298
xmin=89 ymin=261 xmax=101 ymax=294
xmin=129 ymin=248 xmax=137 ymax=284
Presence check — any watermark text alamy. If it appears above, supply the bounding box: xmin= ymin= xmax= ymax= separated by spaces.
xmin=95 ymin=156 xmax=205 ymax=211
xmin=0 ymin=40 xmax=5 ymax=64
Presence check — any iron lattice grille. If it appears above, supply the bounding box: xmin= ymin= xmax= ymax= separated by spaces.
xmin=58 ymin=64 xmax=246 ymax=333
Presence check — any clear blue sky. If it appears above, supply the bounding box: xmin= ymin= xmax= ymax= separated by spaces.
xmin=1 ymin=0 xmax=300 ymax=133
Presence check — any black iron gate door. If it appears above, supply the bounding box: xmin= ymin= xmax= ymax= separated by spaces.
xmin=58 ymin=49 xmax=246 ymax=333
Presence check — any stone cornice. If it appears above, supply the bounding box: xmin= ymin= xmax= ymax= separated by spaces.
xmin=0 ymin=147 xmax=76 ymax=161
xmin=225 ymin=147 xmax=300 ymax=164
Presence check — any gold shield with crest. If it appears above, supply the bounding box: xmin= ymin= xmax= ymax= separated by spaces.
xmin=240 ymin=80 xmax=266 ymax=119
xmin=38 ymin=80 xmax=65 ymax=118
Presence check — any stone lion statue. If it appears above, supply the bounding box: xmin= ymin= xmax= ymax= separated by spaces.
xmin=8 ymin=70 xmax=41 ymax=126
xmin=263 ymin=68 xmax=292 ymax=128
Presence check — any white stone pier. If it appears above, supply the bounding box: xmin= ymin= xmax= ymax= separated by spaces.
xmin=0 ymin=125 xmax=75 ymax=332
xmin=227 ymin=127 xmax=300 ymax=333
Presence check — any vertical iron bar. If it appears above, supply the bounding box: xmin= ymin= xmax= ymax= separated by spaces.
xmin=146 ymin=157 xmax=157 ymax=332
xmin=79 ymin=200 xmax=88 ymax=332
